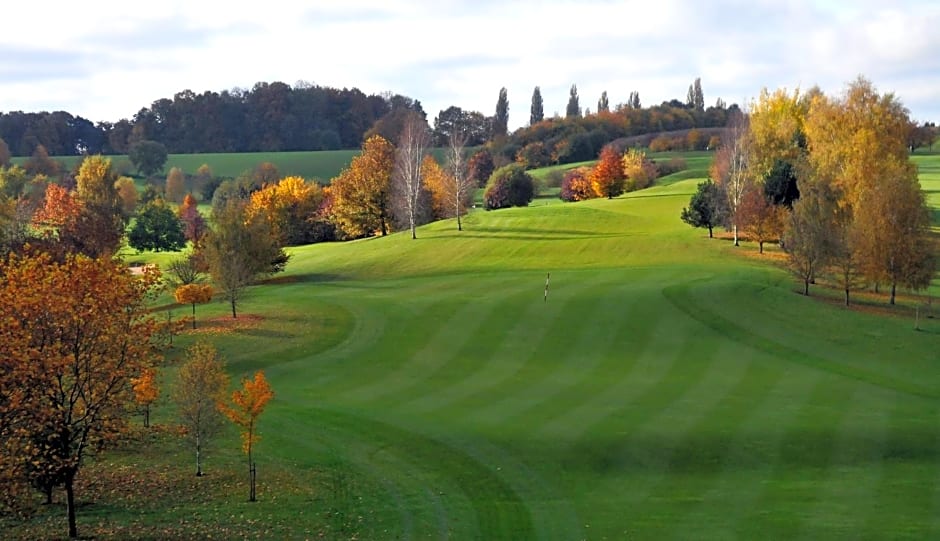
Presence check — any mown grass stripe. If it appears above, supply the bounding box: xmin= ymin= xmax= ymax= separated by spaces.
xmin=736 ymin=377 xmax=857 ymax=538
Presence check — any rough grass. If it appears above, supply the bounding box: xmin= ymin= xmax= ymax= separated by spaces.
xmin=6 ymin=154 xmax=940 ymax=540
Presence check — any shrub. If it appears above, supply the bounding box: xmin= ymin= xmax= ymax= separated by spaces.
xmin=484 ymin=164 xmax=535 ymax=210
xmin=656 ymin=157 xmax=688 ymax=177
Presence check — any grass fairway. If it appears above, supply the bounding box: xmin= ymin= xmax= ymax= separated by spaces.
xmin=8 ymin=156 xmax=940 ymax=539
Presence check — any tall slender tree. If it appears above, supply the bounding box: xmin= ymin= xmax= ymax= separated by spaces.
xmin=493 ymin=87 xmax=509 ymax=138
xmin=530 ymin=86 xmax=544 ymax=125
xmin=566 ymin=85 xmax=581 ymax=118
xmin=392 ymin=113 xmax=431 ymax=239
xmin=175 ymin=341 xmax=229 ymax=477
xmin=597 ymin=91 xmax=609 ymax=113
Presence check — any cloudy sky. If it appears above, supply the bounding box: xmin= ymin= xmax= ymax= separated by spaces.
xmin=1 ymin=0 xmax=937 ymax=130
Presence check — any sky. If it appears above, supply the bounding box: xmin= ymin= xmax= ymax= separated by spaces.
xmin=1 ymin=0 xmax=938 ymax=131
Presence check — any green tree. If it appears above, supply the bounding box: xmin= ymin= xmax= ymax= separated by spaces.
xmin=597 ymin=91 xmax=609 ymax=113
xmin=681 ymin=180 xmax=726 ymax=238
xmin=203 ymin=199 xmax=288 ymax=318
xmin=493 ymin=87 xmax=509 ymax=138
xmin=0 ymin=138 xmax=10 ymax=167
xmin=566 ymin=84 xmax=581 ymax=118
xmin=128 ymin=199 xmax=186 ymax=252
xmin=530 ymin=86 xmax=544 ymax=125
xmin=174 ymin=341 xmax=229 ymax=476
xmin=128 ymin=140 xmax=168 ymax=177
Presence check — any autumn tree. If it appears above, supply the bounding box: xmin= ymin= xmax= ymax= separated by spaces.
xmin=128 ymin=140 xmax=168 ymax=177
xmin=782 ymin=181 xmax=837 ymax=296
xmin=443 ymin=133 xmax=476 ymax=230
xmin=493 ymin=87 xmax=509 ymax=138
xmin=165 ymin=166 xmax=186 ymax=203
xmin=129 ymin=198 xmax=186 ymax=252
xmin=246 ymin=176 xmax=327 ymax=245
xmin=681 ymin=179 xmax=726 ymax=238
xmin=175 ymin=341 xmax=229 ymax=477
xmin=203 ymin=199 xmax=288 ymax=318
xmin=566 ymin=84 xmax=581 ymax=118
xmin=530 ymin=86 xmax=544 ymax=125
xmin=221 ymin=371 xmax=274 ymax=502
xmin=737 ymin=184 xmax=785 ymax=253
xmin=166 ymin=254 xmax=204 ymax=287
xmin=748 ymin=87 xmax=808 ymax=183
xmin=24 ymin=144 xmax=60 ymax=177
xmin=175 ymin=283 xmax=214 ymax=329
xmin=621 ymin=148 xmax=658 ymax=192
xmin=829 ymin=202 xmax=864 ymax=306
xmin=0 ymin=253 xmax=162 ymax=538
xmin=852 ymin=166 xmax=934 ymax=304
xmin=423 ymin=155 xmax=451 ymax=220
xmin=590 ymin=145 xmax=625 ymax=198
xmin=70 ymin=155 xmax=126 ymax=257
xmin=114 ymin=176 xmax=139 ymax=215
xmin=329 ymin=135 xmax=395 ymax=238
xmin=559 ymin=167 xmax=598 ymax=202
xmin=178 ymin=192 xmax=207 ymax=244
xmin=131 ymin=368 xmax=159 ymax=428
xmin=468 ymin=149 xmax=496 ymax=188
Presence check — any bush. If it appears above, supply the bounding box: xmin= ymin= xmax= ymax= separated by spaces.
xmin=484 ymin=164 xmax=535 ymax=210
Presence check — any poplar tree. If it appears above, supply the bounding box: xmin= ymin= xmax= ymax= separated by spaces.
xmin=530 ymin=86 xmax=544 ymax=125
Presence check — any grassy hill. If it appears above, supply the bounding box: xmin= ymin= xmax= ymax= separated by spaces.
xmin=7 ymin=155 xmax=940 ymax=539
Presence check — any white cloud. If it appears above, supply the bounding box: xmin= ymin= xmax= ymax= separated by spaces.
xmin=0 ymin=0 xmax=937 ymax=128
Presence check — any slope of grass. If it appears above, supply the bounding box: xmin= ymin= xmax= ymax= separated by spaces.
xmin=7 ymin=155 xmax=940 ymax=540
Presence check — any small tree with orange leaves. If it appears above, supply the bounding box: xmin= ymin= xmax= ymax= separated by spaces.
xmin=221 ymin=371 xmax=273 ymax=502
xmin=131 ymin=367 xmax=159 ymax=428
xmin=590 ymin=145 xmax=625 ymax=199
xmin=174 ymin=283 xmax=214 ymax=329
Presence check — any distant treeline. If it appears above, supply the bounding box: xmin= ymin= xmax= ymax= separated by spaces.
xmin=0 ymin=83 xmax=425 ymax=156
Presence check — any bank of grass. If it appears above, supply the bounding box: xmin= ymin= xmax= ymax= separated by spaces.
xmin=7 ymin=154 xmax=940 ymax=539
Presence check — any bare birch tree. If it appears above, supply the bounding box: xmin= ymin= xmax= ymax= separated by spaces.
xmin=445 ymin=132 xmax=476 ymax=231
xmin=712 ymin=112 xmax=751 ymax=246
xmin=393 ymin=113 xmax=431 ymax=239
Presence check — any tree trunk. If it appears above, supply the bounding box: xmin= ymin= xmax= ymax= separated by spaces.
xmin=44 ymin=486 xmax=53 ymax=505
xmin=457 ymin=213 xmax=462 ymax=231
xmin=196 ymin=432 xmax=203 ymax=476
xmin=804 ymin=280 xmax=809 ymax=296
xmin=191 ymin=303 xmax=197 ymax=329
xmin=230 ymin=296 xmax=237 ymax=319
xmin=707 ymin=225 xmax=713 ymax=238
xmin=733 ymin=224 xmax=739 ymax=246
xmin=144 ymin=404 xmax=150 ymax=428
xmin=758 ymin=240 xmax=763 ymax=254
xmin=65 ymin=473 xmax=77 ymax=538
xmin=890 ymin=283 xmax=897 ymax=305
xmin=844 ymin=288 xmax=850 ymax=307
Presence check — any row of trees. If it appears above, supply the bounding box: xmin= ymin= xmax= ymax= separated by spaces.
xmin=0 ymin=84 xmax=426 ymax=155
xmin=559 ymin=146 xmax=661 ymax=202
xmin=683 ymin=78 xmax=935 ymax=305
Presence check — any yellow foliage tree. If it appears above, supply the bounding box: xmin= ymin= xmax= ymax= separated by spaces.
xmin=175 ymin=341 xmax=229 ymax=477
xmin=245 ymin=176 xmax=325 ymax=245
xmin=174 ymin=283 xmax=214 ymax=329
xmin=165 ymin=166 xmax=186 ymax=203
xmin=748 ymin=87 xmax=809 ymax=181
xmin=329 ymin=135 xmax=395 ymax=238
xmin=421 ymin=155 xmax=452 ymax=220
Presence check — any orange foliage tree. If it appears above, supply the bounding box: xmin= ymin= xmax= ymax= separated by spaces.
xmin=131 ymin=367 xmax=160 ymax=428
xmin=329 ymin=135 xmax=395 ymax=238
xmin=421 ymin=155 xmax=452 ymax=220
xmin=738 ymin=184 xmax=786 ymax=253
xmin=560 ymin=167 xmax=598 ymax=202
xmin=590 ymin=145 xmax=625 ymax=198
xmin=221 ymin=371 xmax=274 ymax=502
xmin=174 ymin=283 xmax=214 ymax=329
xmin=0 ymin=252 xmax=162 ymax=538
